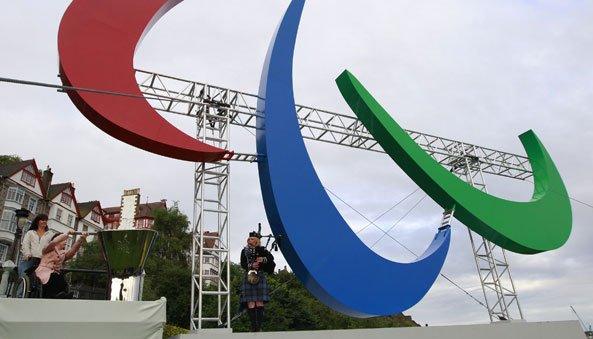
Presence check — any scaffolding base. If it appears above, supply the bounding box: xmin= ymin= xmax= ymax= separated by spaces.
xmin=172 ymin=321 xmax=583 ymax=339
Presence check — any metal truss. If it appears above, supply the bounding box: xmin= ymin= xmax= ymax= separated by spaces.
xmin=191 ymin=97 xmax=232 ymax=330
xmin=456 ymin=145 xmax=524 ymax=322
xmin=136 ymin=69 xmax=533 ymax=180
xmin=136 ymin=69 xmax=531 ymax=325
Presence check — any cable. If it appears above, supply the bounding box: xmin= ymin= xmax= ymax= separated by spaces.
xmin=325 ymin=187 xmax=487 ymax=309
xmin=357 ymin=188 xmax=421 ymax=235
xmin=0 ymin=75 xmax=260 ymax=141
xmin=369 ymin=194 xmax=427 ymax=249
xmin=519 ymin=178 xmax=593 ymax=210
xmin=0 ymin=76 xmax=168 ymax=102
xmin=324 ymin=187 xmax=419 ymax=235
xmin=5 ymin=75 xmax=593 ymax=212
xmin=325 ymin=187 xmax=425 ymax=253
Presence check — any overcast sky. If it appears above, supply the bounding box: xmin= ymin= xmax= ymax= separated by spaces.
xmin=1 ymin=0 xmax=592 ymax=328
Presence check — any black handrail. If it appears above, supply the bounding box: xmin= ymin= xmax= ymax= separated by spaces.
xmin=62 ymin=268 xmax=108 ymax=275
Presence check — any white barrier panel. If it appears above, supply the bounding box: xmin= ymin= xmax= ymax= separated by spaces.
xmin=0 ymin=297 xmax=166 ymax=339
xmin=173 ymin=321 xmax=585 ymax=339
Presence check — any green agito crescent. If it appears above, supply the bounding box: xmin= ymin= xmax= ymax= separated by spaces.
xmin=336 ymin=70 xmax=572 ymax=255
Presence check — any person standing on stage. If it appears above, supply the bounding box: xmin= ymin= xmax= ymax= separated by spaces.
xmin=240 ymin=231 xmax=275 ymax=332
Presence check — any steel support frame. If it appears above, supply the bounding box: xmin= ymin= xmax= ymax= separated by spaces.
xmin=455 ymin=143 xmax=524 ymax=322
xmin=136 ymin=69 xmax=532 ymax=179
xmin=191 ymin=99 xmax=232 ymax=330
xmin=135 ymin=68 xmax=533 ymax=325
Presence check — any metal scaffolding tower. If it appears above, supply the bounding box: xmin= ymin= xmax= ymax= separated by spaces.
xmin=136 ymin=69 xmax=529 ymax=326
xmin=191 ymin=89 xmax=232 ymax=330
xmin=451 ymin=143 xmax=524 ymax=321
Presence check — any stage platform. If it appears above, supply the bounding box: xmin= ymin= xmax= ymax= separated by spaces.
xmin=173 ymin=321 xmax=585 ymax=339
xmin=0 ymin=299 xmax=584 ymax=339
xmin=0 ymin=297 xmax=166 ymax=339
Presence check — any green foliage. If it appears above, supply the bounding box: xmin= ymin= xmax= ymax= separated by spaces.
xmin=0 ymin=154 xmax=22 ymax=165
xmin=69 ymin=240 xmax=108 ymax=288
xmin=163 ymin=324 xmax=188 ymax=339
xmin=71 ymin=207 xmax=418 ymax=332
xmin=142 ymin=207 xmax=192 ymax=329
xmin=229 ymin=264 xmax=418 ymax=332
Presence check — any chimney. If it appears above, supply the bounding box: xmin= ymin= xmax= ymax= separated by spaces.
xmin=41 ymin=166 xmax=53 ymax=195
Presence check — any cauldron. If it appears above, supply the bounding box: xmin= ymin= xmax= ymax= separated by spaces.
xmin=97 ymin=229 xmax=158 ymax=279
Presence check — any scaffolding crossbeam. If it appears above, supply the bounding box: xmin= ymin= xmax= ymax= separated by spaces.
xmin=136 ymin=69 xmax=533 ymax=180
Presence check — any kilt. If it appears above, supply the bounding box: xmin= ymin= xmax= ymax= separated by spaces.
xmin=240 ymin=271 xmax=270 ymax=303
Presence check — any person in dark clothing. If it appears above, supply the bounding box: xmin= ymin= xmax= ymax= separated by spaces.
xmin=240 ymin=231 xmax=275 ymax=332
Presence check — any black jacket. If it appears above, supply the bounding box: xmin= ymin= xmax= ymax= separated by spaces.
xmin=240 ymin=246 xmax=275 ymax=274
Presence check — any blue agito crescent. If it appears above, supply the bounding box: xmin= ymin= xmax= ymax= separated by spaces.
xmin=256 ymin=0 xmax=451 ymax=317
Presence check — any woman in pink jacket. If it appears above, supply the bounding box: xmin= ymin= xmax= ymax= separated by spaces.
xmin=35 ymin=230 xmax=87 ymax=299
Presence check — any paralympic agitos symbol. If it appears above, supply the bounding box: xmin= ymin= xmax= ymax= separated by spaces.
xmin=58 ymin=0 xmax=572 ymax=317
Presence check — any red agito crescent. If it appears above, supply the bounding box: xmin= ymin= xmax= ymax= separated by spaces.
xmin=58 ymin=0 xmax=232 ymax=162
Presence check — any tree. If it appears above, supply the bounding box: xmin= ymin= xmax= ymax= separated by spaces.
xmin=0 ymin=154 xmax=22 ymax=165
xmin=142 ymin=207 xmax=192 ymax=328
xmin=69 ymin=206 xmax=193 ymax=328
xmin=228 ymin=264 xmax=419 ymax=332
xmin=69 ymin=240 xmax=108 ymax=286
xmin=70 ymin=207 xmax=419 ymax=331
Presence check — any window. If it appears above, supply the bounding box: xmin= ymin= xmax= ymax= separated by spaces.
xmin=0 ymin=243 xmax=9 ymax=262
xmin=21 ymin=170 xmax=36 ymax=187
xmin=0 ymin=209 xmax=17 ymax=233
xmin=91 ymin=211 xmax=101 ymax=223
xmin=6 ymin=187 xmax=25 ymax=204
xmin=27 ymin=197 xmax=38 ymax=213
xmin=135 ymin=218 xmax=152 ymax=229
xmin=56 ymin=208 xmax=63 ymax=222
xmin=60 ymin=193 xmax=72 ymax=206
xmin=24 ymin=220 xmax=32 ymax=233
xmin=67 ymin=214 xmax=74 ymax=227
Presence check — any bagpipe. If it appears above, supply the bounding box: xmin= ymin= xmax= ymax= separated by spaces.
xmin=245 ymin=223 xmax=279 ymax=284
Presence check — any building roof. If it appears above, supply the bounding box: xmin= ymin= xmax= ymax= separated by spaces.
xmin=77 ymin=201 xmax=102 ymax=218
xmin=103 ymin=207 xmax=120 ymax=214
xmin=137 ymin=201 xmax=167 ymax=219
xmin=48 ymin=182 xmax=80 ymax=216
xmin=48 ymin=183 xmax=74 ymax=200
xmin=0 ymin=159 xmax=35 ymax=178
xmin=0 ymin=159 xmax=47 ymax=197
